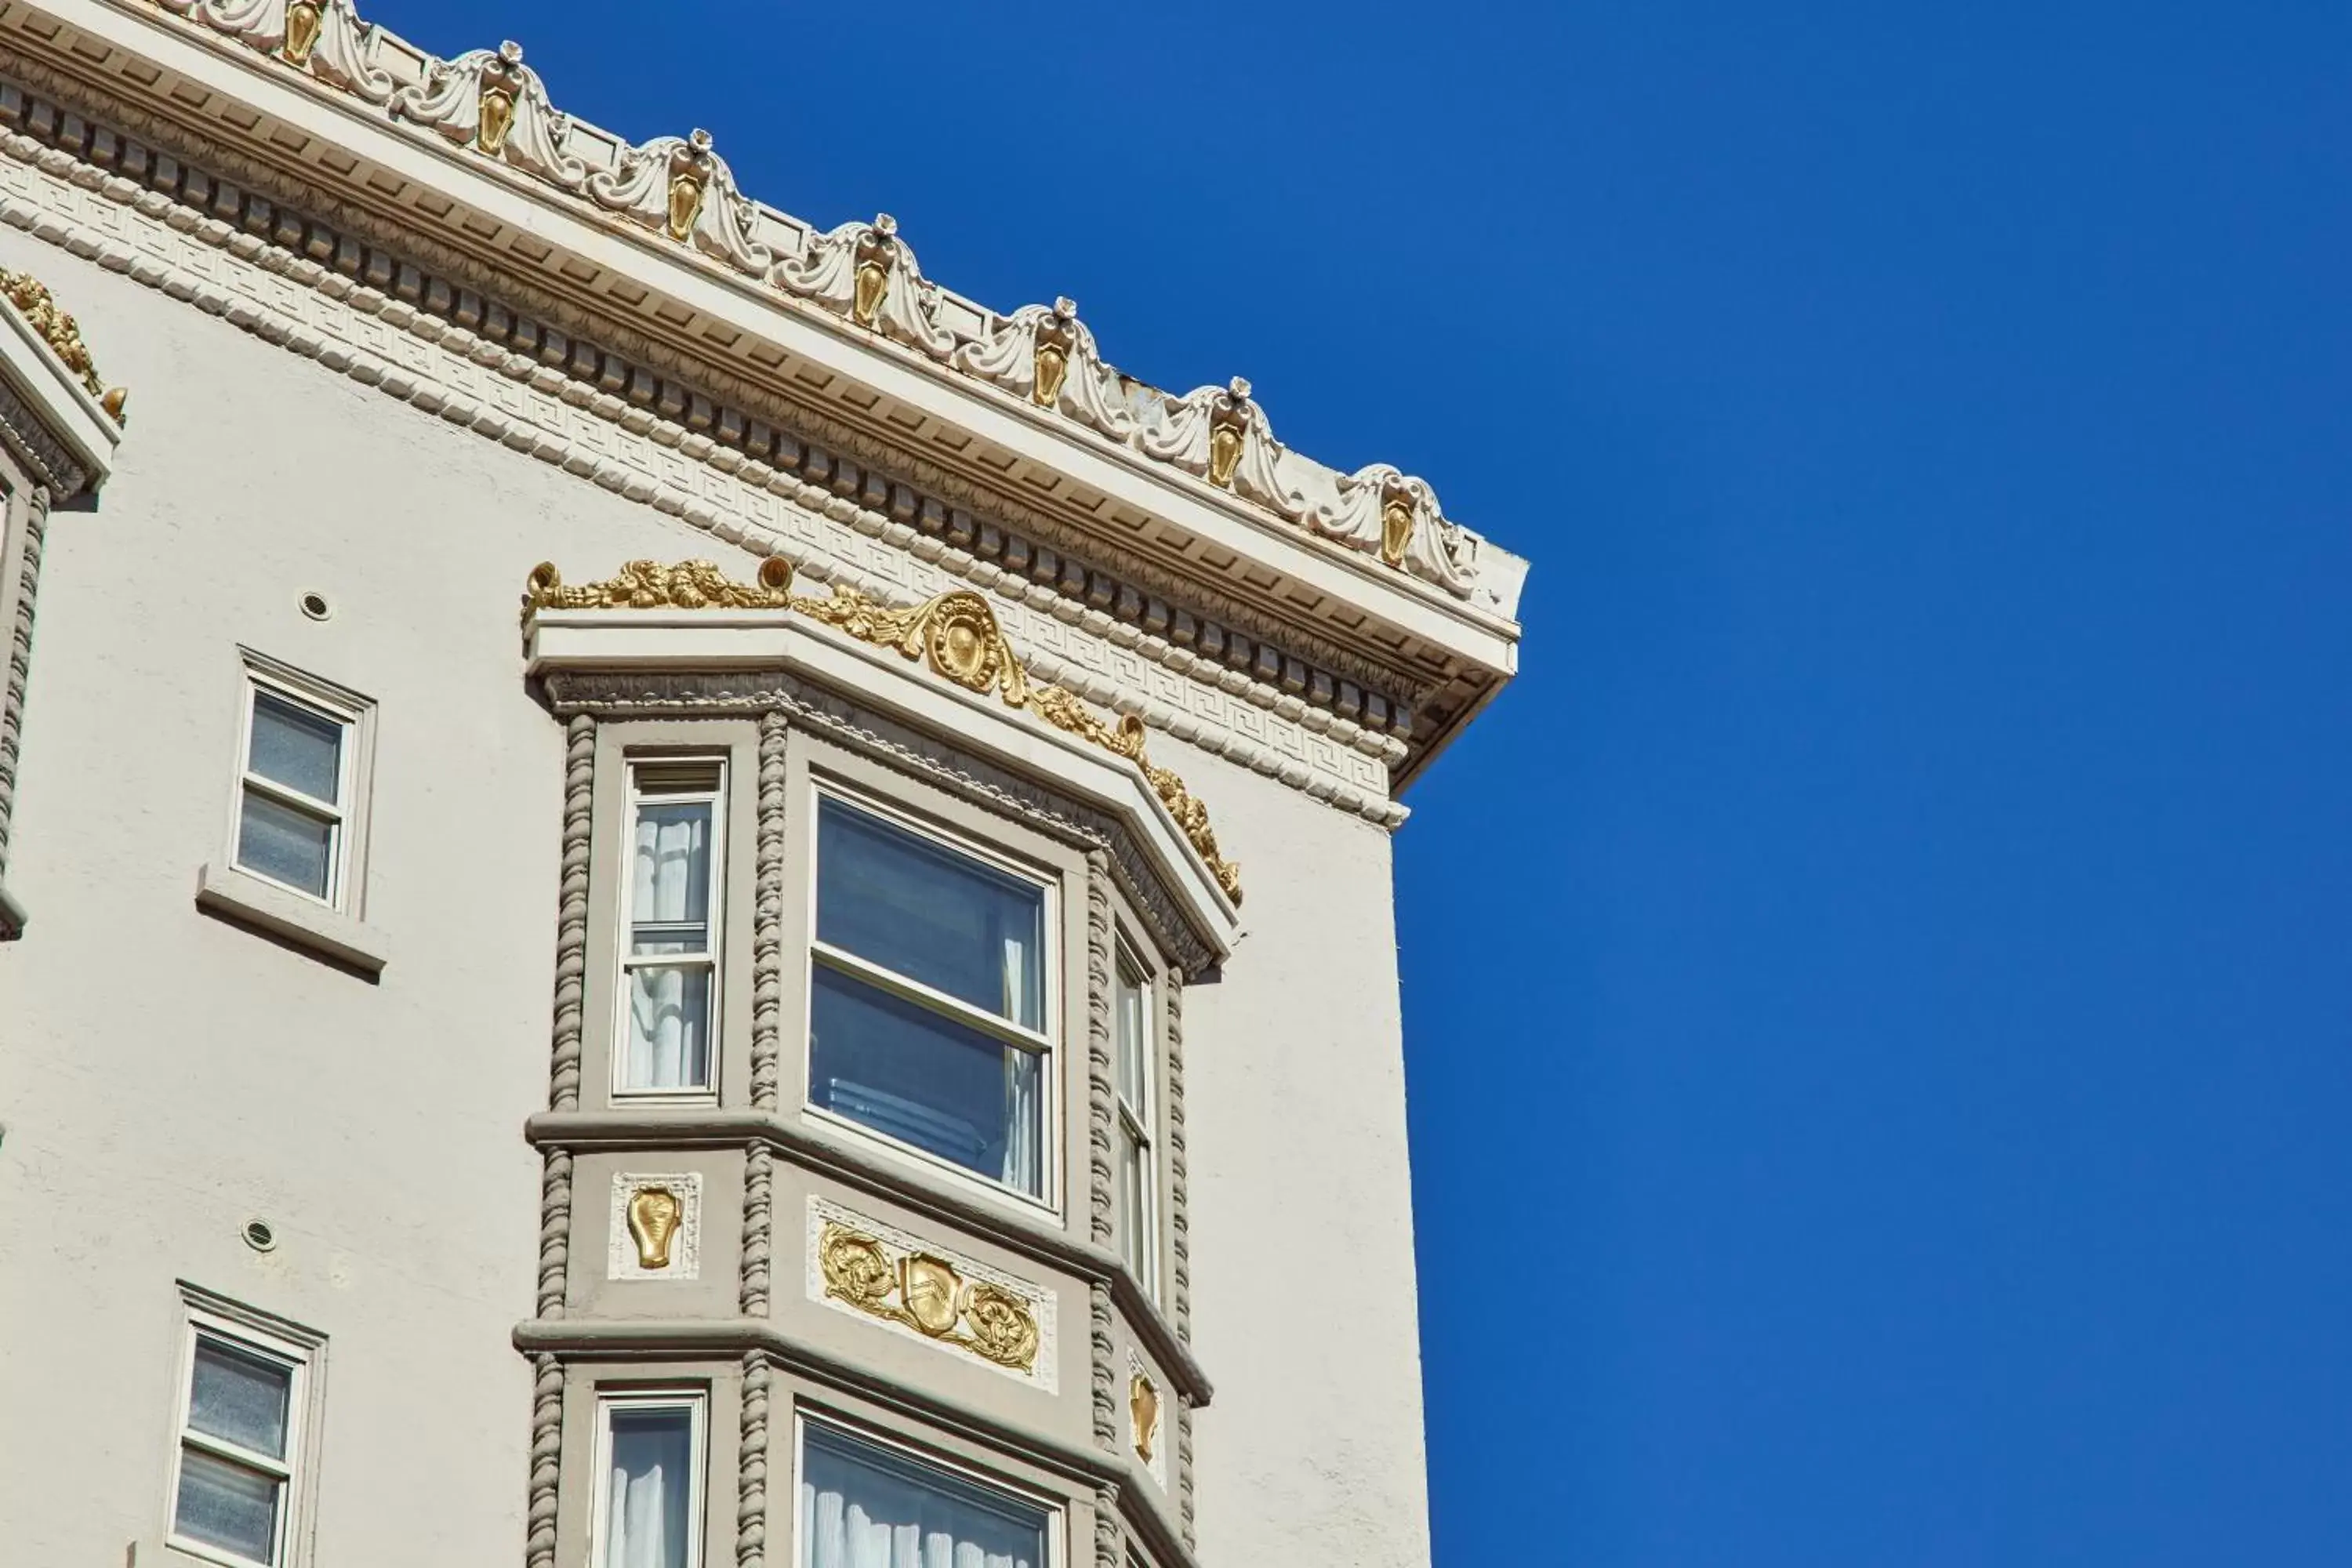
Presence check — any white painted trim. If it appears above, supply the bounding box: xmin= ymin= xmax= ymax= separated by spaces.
xmin=164 ymin=1283 xmax=328 ymax=1568
xmin=588 ymin=1387 xmax=710 ymax=1568
xmin=194 ymin=860 xmax=389 ymax=975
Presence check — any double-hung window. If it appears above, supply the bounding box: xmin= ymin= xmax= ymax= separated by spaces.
xmin=234 ymin=664 xmax=362 ymax=908
xmin=797 ymin=1417 xmax=1052 ymax=1568
xmin=168 ymin=1303 xmax=321 ymax=1568
xmin=1113 ymin=948 xmax=1158 ymax=1298
xmin=618 ymin=760 xmax=725 ymax=1097
xmin=593 ymin=1390 xmax=707 ymax=1568
xmin=807 ymin=792 xmax=1054 ymax=1200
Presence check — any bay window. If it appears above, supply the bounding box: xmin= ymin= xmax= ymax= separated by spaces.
xmin=593 ymin=1390 xmax=706 ymax=1568
xmin=797 ymin=1417 xmax=1052 ymax=1568
xmin=1113 ymin=946 xmax=1158 ymax=1298
xmin=806 ymin=791 xmax=1053 ymax=1200
xmin=618 ymin=759 xmax=725 ymax=1098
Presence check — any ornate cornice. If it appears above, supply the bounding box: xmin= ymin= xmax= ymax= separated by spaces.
xmin=129 ymin=0 xmax=1493 ymax=600
xmin=524 ymin=560 xmax=1243 ymax=905
xmin=0 ymin=79 xmax=1418 ymax=824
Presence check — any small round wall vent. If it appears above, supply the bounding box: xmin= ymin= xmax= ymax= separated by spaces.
xmin=241 ymin=1218 xmax=278 ymax=1252
xmin=299 ymin=591 xmax=332 ymax=622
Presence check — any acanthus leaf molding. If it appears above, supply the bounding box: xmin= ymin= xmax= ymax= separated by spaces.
xmin=1311 ymin=464 xmax=1479 ymax=600
xmin=956 ymin=297 xmax=1137 ymax=441
xmin=778 ymin=213 xmax=957 ymax=362
xmin=394 ymin=42 xmax=583 ymax=186
xmin=586 ymin=127 xmax=771 ymax=276
xmin=1142 ymin=376 xmax=1309 ymax=521
xmin=156 ymin=0 xmax=394 ymax=102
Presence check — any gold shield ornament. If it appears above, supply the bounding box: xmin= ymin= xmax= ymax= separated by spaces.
xmin=898 ymin=1254 xmax=965 ymax=1338
xmin=1131 ymin=1374 xmax=1161 ymax=1463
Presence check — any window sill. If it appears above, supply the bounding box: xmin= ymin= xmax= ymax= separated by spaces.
xmin=0 ymin=879 xmax=24 ymax=940
xmin=195 ymin=861 xmax=389 ymax=977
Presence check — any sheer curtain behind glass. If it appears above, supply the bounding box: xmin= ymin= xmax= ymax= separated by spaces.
xmin=604 ymin=1404 xmax=695 ymax=1568
xmin=624 ymin=766 xmax=720 ymax=1092
xmin=799 ymin=1424 xmax=1047 ymax=1568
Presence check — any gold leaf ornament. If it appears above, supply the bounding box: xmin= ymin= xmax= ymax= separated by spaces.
xmin=524 ymin=561 xmax=1240 ymax=902
xmin=0 ymin=270 xmax=127 ymax=420
xmin=818 ymin=1221 xmax=1041 ymax=1374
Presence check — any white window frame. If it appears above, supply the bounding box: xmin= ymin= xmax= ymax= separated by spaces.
xmin=790 ymin=1408 xmax=1063 ymax=1568
xmin=613 ymin=757 xmax=728 ymax=1102
xmin=1113 ymin=938 xmax=1160 ymax=1301
xmin=165 ymin=1283 xmax=328 ymax=1568
xmin=228 ymin=651 xmax=373 ymax=914
xmin=801 ymin=781 xmax=1062 ymax=1214
xmin=589 ymin=1387 xmax=709 ymax=1568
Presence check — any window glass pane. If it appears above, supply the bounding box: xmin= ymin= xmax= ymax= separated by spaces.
xmin=237 ymin=789 xmax=334 ymax=899
xmin=810 ymin=963 xmax=1043 ymax=1195
xmin=1115 ymin=964 xmax=1147 ymax=1111
xmin=800 ymin=1424 xmax=1048 ymax=1568
xmin=1119 ymin=1130 xmax=1150 ymax=1280
xmin=188 ymin=1337 xmax=292 ymax=1459
xmin=817 ymin=798 xmax=1044 ymax=1030
xmin=175 ymin=1446 xmax=281 ymax=1564
xmin=247 ymin=690 xmax=342 ymax=804
xmin=605 ymin=1406 xmax=694 ymax=1568
xmin=623 ymin=965 xmax=712 ymax=1091
xmin=632 ymin=800 xmax=713 ymax=944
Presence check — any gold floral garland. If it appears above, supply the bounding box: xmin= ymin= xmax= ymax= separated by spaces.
xmin=0 ymin=270 xmax=128 ymax=421
xmin=525 ymin=559 xmax=1243 ymax=902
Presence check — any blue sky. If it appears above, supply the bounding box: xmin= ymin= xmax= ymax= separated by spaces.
xmin=373 ymin=3 xmax=2351 ymax=1560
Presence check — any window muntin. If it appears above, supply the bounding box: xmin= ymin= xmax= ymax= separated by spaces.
xmin=797 ymin=1417 xmax=1054 ymax=1568
xmin=592 ymin=1391 xmax=706 ymax=1568
xmin=169 ymin=1321 xmax=311 ymax=1568
xmin=807 ymin=792 xmax=1054 ymax=1200
xmin=234 ymin=683 xmax=351 ymax=905
xmin=617 ymin=760 xmax=725 ymax=1098
xmin=1113 ymin=946 xmax=1158 ymax=1298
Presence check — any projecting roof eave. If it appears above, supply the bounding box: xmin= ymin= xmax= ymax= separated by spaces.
xmin=9 ymin=0 xmax=1526 ymax=711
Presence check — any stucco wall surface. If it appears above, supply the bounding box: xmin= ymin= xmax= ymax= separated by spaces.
xmin=0 ymin=214 xmax=1431 ymax=1568
xmin=1178 ymin=746 xmax=1431 ymax=1568
xmin=0 ymin=227 xmax=713 ymax=1567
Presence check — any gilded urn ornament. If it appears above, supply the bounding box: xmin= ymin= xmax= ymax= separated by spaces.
xmin=664 ymin=129 xmax=718 ymax=242
xmin=1131 ymin=1373 xmax=1161 ymax=1463
xmin=281 ymin=0 xmax=322 ymax=65
xmin=1207 ymin=376 xmax=1252 ymax=490
xmin=1032 ymin=296 xmax=1078 ymax=409
xmin=852 ymin=215 xmax=899 ymax=328
xmin=475 ymin=41 xmax=528 ymax=158
xmin=1379 ymin=479 xmax=1417 ymax=569
xmin=625 ymin=1184 xmax=683 ymax=1270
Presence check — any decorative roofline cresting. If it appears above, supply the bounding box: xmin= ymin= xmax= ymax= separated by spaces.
xmin=140 ymin=0 xmax=1494 ymax=601
xmin=522 ymin=560 xmax=1244 ymax=905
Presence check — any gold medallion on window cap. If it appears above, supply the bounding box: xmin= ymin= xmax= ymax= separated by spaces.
xmin=626 ymin=1184 xmax=683 ymax=1270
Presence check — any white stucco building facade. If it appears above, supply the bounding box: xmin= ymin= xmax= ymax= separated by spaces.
xmin=0 ymin=6 xmax=1526 ymax=1568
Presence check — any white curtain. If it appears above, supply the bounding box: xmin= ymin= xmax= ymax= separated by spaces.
xmin=606 ymin=1455 xmax=681 ymax=1568
xmin=800 ymin=1475 xmax=1038 ymax=1568
xmin=999 ymin=934 xmax=1040 ymax=1192
xmin=627 ymin=806 xmax=712 ymax=1088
